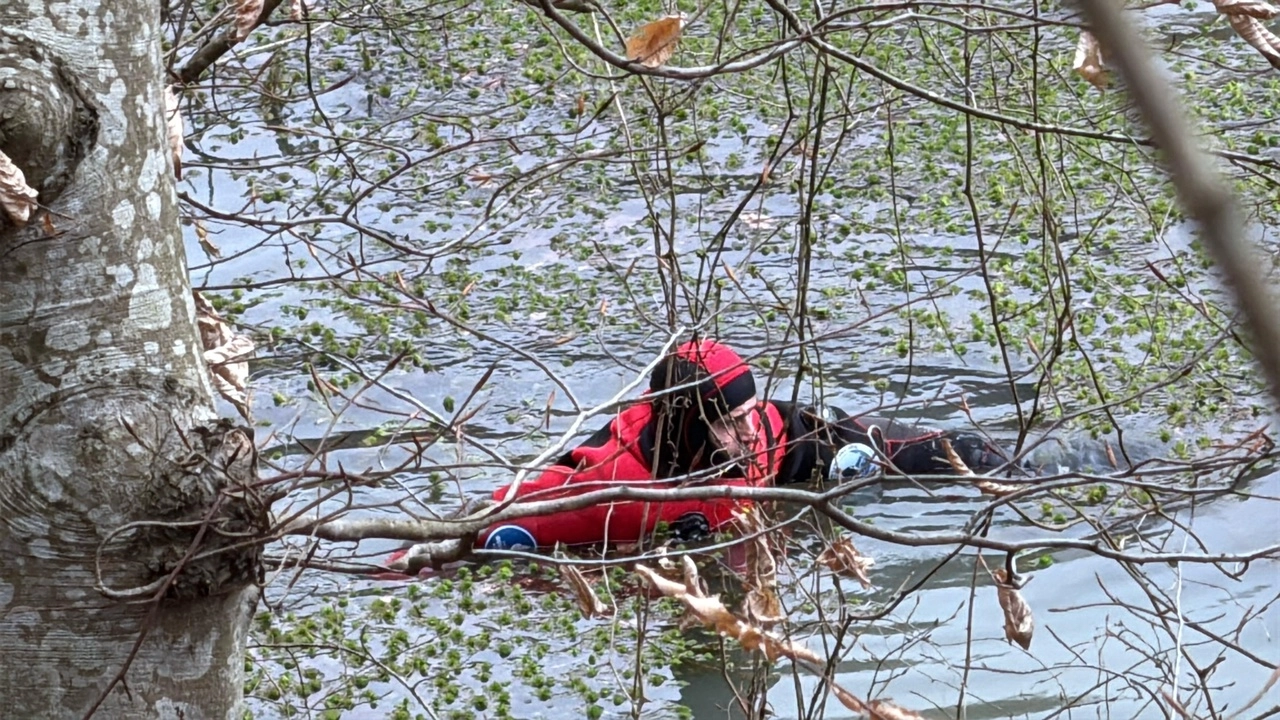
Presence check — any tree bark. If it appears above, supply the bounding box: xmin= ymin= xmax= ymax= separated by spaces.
xmin=0 ymin=1 xmax=262 ymax=718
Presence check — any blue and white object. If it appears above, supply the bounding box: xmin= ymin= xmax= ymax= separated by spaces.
xmin=484 ymin=524 xmax=537 ymax=550
xmin=830 ymin=443 xmax=879 ymax=481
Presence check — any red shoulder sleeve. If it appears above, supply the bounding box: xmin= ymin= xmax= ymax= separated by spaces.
xmin=477 ymin=403 xmax=756 ymax=548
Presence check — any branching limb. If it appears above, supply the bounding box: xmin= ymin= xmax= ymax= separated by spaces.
xmin=177 ymin=0 xmax=286 ymax=84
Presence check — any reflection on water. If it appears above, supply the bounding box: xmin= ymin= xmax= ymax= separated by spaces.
xmin=189 ymin=6 xmax=1280 ymax=717
xmin=665 ymin=463 xmax=1280 ymax=719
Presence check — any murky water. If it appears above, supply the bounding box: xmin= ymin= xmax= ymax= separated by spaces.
xmin=180 ymin=2 xmax=1280 ymax=717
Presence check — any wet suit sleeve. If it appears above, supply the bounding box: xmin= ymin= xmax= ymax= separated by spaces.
xmin=772 ymin=401 xmax=1003 ymax=483
xmin=478 ymin=408 xmax=751 ymax=549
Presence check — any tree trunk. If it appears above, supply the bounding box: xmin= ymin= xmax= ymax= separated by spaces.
xmin=0 ymin=2 xmax=262 ymax=718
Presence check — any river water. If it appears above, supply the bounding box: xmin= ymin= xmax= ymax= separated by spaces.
xmin=178 ymin=1 xmax=1280 ymax=717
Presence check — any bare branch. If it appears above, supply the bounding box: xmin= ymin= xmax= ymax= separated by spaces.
xmin=177 ymin=0 xmax=286 ymax=84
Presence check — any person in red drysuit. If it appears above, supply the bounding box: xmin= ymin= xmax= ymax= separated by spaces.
xmin=475 ymin=339 xmax=1004 ymax=551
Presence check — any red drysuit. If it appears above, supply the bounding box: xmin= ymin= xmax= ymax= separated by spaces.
xmin=473 ymin=340 xmax=1003 ymax=550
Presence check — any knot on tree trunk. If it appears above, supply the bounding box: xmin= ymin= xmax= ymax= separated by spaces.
xmin=0 ymin=32 xmax=98 ymax=205
xmin=136 ymin=419 xmax=267 ymax=600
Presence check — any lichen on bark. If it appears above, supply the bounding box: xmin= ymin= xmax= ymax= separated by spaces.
xmin=0 ymin=0 xmax=262 ymax=717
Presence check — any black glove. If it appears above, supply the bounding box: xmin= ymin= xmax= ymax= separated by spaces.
xmin=669 ymin=512 xmax=711 ymax=543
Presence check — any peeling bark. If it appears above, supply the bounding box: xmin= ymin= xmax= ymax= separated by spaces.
xmin=0 ymin=1 xmax=261 ymax=718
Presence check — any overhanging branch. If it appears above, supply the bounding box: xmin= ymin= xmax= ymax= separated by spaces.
xmin=177 ymin=0 xmax=286 ymax=85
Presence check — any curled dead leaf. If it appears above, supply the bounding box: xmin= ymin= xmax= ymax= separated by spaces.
xmin=992 ymin=569 xmax=1034 ymax=650
xmin=194 ymin=291 xmax=255 ymax=420
xmin=863 ymin=700 xmax=926 ymax=720
xmin=625 ymin=14 xmax=685 ymax=68
xmin=290 ymin=0 xmax=305 ymax=22
xmin=0 ymin=149 xmax=38 ymax=227
xmin=558 ymin=563 xmax=611 ymax=618
xmin=231 ymin=0 xmax=264 ymax=43
xmin=206 ymin=335 xmax=254 ymax=419
xmin=1225 ymin=13 xmax=1280 ymax=69
xmin=680 ymin=554 xmax=707 ymax=596
xmin=974 ymin=479 xmax=1022 ymax=497
xmin=832 ymin=684 xmax=869 ymax=714
xmin=1213 ymin=0 xmax=1280 ymax=19
xmin=734 ymin=511 xmax=785 ymax=626
xmin=164 ymin=86 xmax=184 ymax=179
xmin=195 ymin=220 xmax=221 ymax=258
xmin=939 ymin=438 xmax=975 ymax=476
xmin=831 ymin=685 xmax=924 ymax=719
xmin=743 ymin=586 xmax=784 ymax=627
xmin=1072 ymin=31 xmax=1108 ymax=90
xmin=635 ymin=561 xmax=821 ymax=666
xmin=816 ymin=536 xmax=875 ymax=589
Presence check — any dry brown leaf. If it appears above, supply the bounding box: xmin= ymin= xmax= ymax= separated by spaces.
xmin=467 ymin=169 xmax=495 ymax=187
xmin=203 ymin=334 xmax=254 ymax=370
xmin=864 ymin=700 xmax=927 ymax=720
xmin=832 ymin=684 xmax=870 ymax=714
xmin=640 ymin=558 xmax=691 ymax=597
xmin=194 ymin=290 xmax=254 ymax=420
xmin=558 ymin=563 xmax=610 ymax=618
xmin=975 ymin=479 xmax=1022 ymax=497
xmin=816 ymin=536 xmax=875 ymax=589
xmin=0 ymin=149 xmax=38 ymax=227
xmin=542 ymin=389 xmax=556 ymax=430
xmin=939 ymin=438 xmax=975 ymax=476
xmin=624 ymin=15 xmax=685 ymax=68
xmin=831 ymin=686 xmax=923 ymax=719
xmin=735 ymin=511 xmax=785 ymax=625
xmin=193 ymin=291 xmax=228 ymax=348
xmin=1226 ymin=14 xmax=1280 ymax=69
xmin=205 ymin=334 xmax=254 ymax=418
xmin=231 ymin=0 xmax=264 ymax=43
xmin=743 ymin=587 xmax=785 ymax=627
xmin=1072 ymin=31 xmax=1108 ymax=90
xmin=635 ymin=562 xmax=821 ymax=666
xmin=1214 ymin=0 xmax=1280 ymax=19
xmin=164 ymin=86 xmax=184 ymax=180
xmin=290 ymin=0 xmax=305 ymax=21
xmin=737 ymin=624 xmax=824 ymax=664
xmin=943 ymin=438 xmax=1023 ymax=496
xmin=679 ymin=554 xmax=701 ymax=591
xmin=195 ymin=221 xmax=221 ymax=258
xmin=992 ymin=569 xmax=1034 ymax=650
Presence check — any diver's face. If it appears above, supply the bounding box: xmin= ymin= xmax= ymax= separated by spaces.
xmin=708 ymin=398 xmax=758 ymax=461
